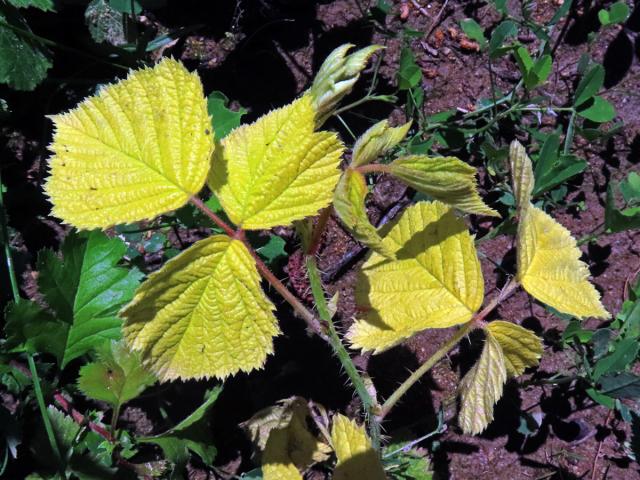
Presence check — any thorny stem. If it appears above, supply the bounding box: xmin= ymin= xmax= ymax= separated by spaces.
xmin=305 ymin=255 xmax=382 ymax=450
xmin=54 ymin=393 xmax=114 ymax=443
xmin=189 ymin=196 xmax=326 ymax=338
xmin=378 ymin=279 xmax=519 ymax=420
xmin=1 ymin=169 xmax=66 ymax=477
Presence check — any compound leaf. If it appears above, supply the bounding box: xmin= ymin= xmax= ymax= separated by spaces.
xmin=45 ymin=58 xmax=213 ymax=229
xmin=348 ymin=201 xmax=484 ymax=353
xmin=331 ymin=414 xmax=386 ymax=480
xmin=37 ymin=231 xmax=142 ymax=368
xmin=458 ymin=334 xmax=507 ymax=435
xmin=517 ymin=206 xmax=609 ymax=319
xmin=209 ymin=95 xmax=344 ymax=230
xmin=121 ymin=235 xmax=279 ymax=381
xmin=333 ymin=169 xmax=395 ymax=259
xmin=485 ymin=320 xmax=542 ymax=377
xmin=388 ymin=155 xmax=499 ymax=217
xmin=78 ymin=340 xmax=156 ymax=408
xmin=351 ymin=119 xmax=411 ymax=167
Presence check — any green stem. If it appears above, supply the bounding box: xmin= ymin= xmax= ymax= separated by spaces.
xmin=304 ymin=255 xmax=382 ymax=449
xmin=378 ymin=321 xmax=476 ymax=420
xmin=0 ymin=175 xmax=19 ymax=303
xmin=28 ymin=355 xmax=67 ymax=479
xmin=563 ymin=109 xmax=577 ymax=156
xmin=110 ymin=403 xmax=121 ymax=439
xmin=332 ymin=94 xmax=397 ymax=117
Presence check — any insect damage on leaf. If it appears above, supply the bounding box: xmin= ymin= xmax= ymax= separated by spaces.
xmin=510 ymin=140 xmax=609 ymax=319
xmin=208 ymin=95 xmax=344 ymax=230
xmin=121 ymin=235 xmax=279 ymax=381
xmin=45 ymin=58 xmax=213 ymax=229
xmin=348 ymin=201 xmax=484 ymax=353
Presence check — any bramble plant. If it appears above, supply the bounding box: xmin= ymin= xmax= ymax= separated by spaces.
xmin=20 ymin=36 xmax=609 ymax=477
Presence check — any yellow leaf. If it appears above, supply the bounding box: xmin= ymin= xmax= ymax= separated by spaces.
xmin=517 ymin=206 xmax=609 ymax=319
xmin=351 ymin=120 xmax=411 ymax=167
xmin=485 ymin=320 xmax=542 ymax=377
xmin=309 ymin=44 xmax=383 ymax=126
xmin=331 ymin=414 xmax=385 ymax=480
xmin=121 ymin=235 xmax=278 ymax=381
xmin=458 ymin=334 xmax=506 ymax=435
xmin=261 ymin=398 xmax=332 ymax=480
xmin=209 ymin=95 xmax=344 ymax=230
xmin=387 ymin=155 xmax=499 ymax=217
xmin=509 ymin=140 xmax=534 ymax=210
xmin=333 ymin=169 xmax=396 ymax=258
xmin=348 ymin=201 xmax=484 ymax=353
xmin=45 ymin=58 xmax=213 ymax=229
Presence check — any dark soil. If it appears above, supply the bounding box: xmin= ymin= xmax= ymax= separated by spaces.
xmin=2 ymin=0 xmax=640 ymax=479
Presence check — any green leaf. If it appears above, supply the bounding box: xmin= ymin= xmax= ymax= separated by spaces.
xmin=458 ymin=334 xmax=507 ymax=435
xmin=620 ymin=172 xmax=640 ymax=203
xmin=592 ymin=338 xmax=639 ymax=380
xmin=4 ymin=301 xmax=67 ymax=364
xmin=491 ymin=0 xmax=507 ymax=15
xmin=84 ymin=0 xmax=126 ymax=47
xmin=576 ymin=95 xmax=616 ymax=122
xmin=574 ymin=64 xmax=604 ymax=107
xmin=108 ymin=0 xmax=141 ymax=14
xmin=460 ymin=19 xmax=486 ymax=48
xmin=207 ymin=91 xmax=247 ymax=140
xmin=141 ymin=386 xmax=222 ymax=468
xmin=387 ymin=155 xmax=499 ymax=216
xmin=6 ymin=0 xmax=54 ymax=11
xmin=532 ymin=134 xmax=587 ymax=195
xmin=525 ymin=54 xmax=552 ymax=90
xmin=398 ymin=47 xmax=422 ymax=90
xmin=78 ymin=340 xmax=156 ymax=408
xmin=37 ymin=231 xmax=143 ymax=368
xmin=605 ymin=174 xmax=640 ymax=233
xmin=0 ymin=6 xmax=52 ymax=90
xmin=513 ymin=46 xmax=533 ymax=75
xmin=598 ymin=1 xmax=630 ymax=26
xmin=598 ymin=372 xmax=640 ymax=399
xmin=488 ymin=20 xmax=517 ymax=59
xmin=256 ymin=234 xmax=287 ymax=265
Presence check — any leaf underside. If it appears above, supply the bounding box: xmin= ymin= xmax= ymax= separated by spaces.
xmin=388 ymin=155 xmax=499 ymax=217
xmin=348 ymin=201 xmax=484 ymax=353
xmin=458 ymin=334 xmax=507 ymax=435
xmin=209 ymin=95 xmax=344 ymax=230
xmin=45 ymin=58 xmax=213 ymax=229
xmin=331 ymin=414 xmax=386 ymax=480
xmin=485 ymin=320 xmax=542 ymax=377
xmin=121 ymin=235 xmax=279 ymax=381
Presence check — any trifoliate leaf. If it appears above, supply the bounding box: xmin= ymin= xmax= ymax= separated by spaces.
xmin=4 ymin=300 xmax=67 ymax=364
xmin=308 ymin=44 xmax=383 ymax=126
xmin=0 ymin=6 xmax=52 ymax=90
xmin=45 ymin=58 xmax=213 ymax=229
xmin=348 ymin=201 xmax=484 ymax=353
xmin=121 ymin=235 xmax=279 ymax=381
xmin=509 ymin=140 xmax=534 ymax=211
xmin=209 ymin=95 xmax=343 ymax=230
xmin=485 ymin=320 xmax=542 ymax=377
xmin=261 ymin=398 xmax=331 ymax=480
xmin=333 ymin=169 xmax=395 ymax=258
xmin=517 ymin=206 xmax=609 ymax=319
xmin=458 ymin=334 xmax=507 ymax=435
xmin=78 ymin=340 xmax=156 ymax=408
xmin=141 ymin=386 xmax=222 ymax=468
xmin=331 ymin=414 xmax=386 ymax=480
xmin=351 ymin=120 xmax=411 ymax=167
xmin=387 ymin=155 xmax=499 ymax=217
xmin=36 ymin=231 xmax=142 ymax=368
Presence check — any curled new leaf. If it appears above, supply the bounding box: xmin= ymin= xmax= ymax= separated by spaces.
xmin=348 ymin=201 xmax=484 ymax=353
xmin=351 ymin=120 xmax=411 ymax=167
xmin=333 ymin=169 xmax=395 ymax=258
xmin=209 ymin=95 xmax=344 ymax=230
xmin=458 ymin=333 xmax=507 ymax=435
xmin=485 ymin=320 xmax=542 ymax=377
xmin=121 ymin=235 xmax=279 ymax=381
xmin=261 ymin=398 xmax=331 ymax=480
xmin=510 ymin=142 xmax=608 ymax=319
xmin=308 ymin=44 xmax=383 ymax=126
xmin=387 ymin=155 xmax=499 ymax=217
xmin=331 ymin=414 xmax=386 ymax=480
xmin=45 ymin=58 xmax=213 ymax=229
